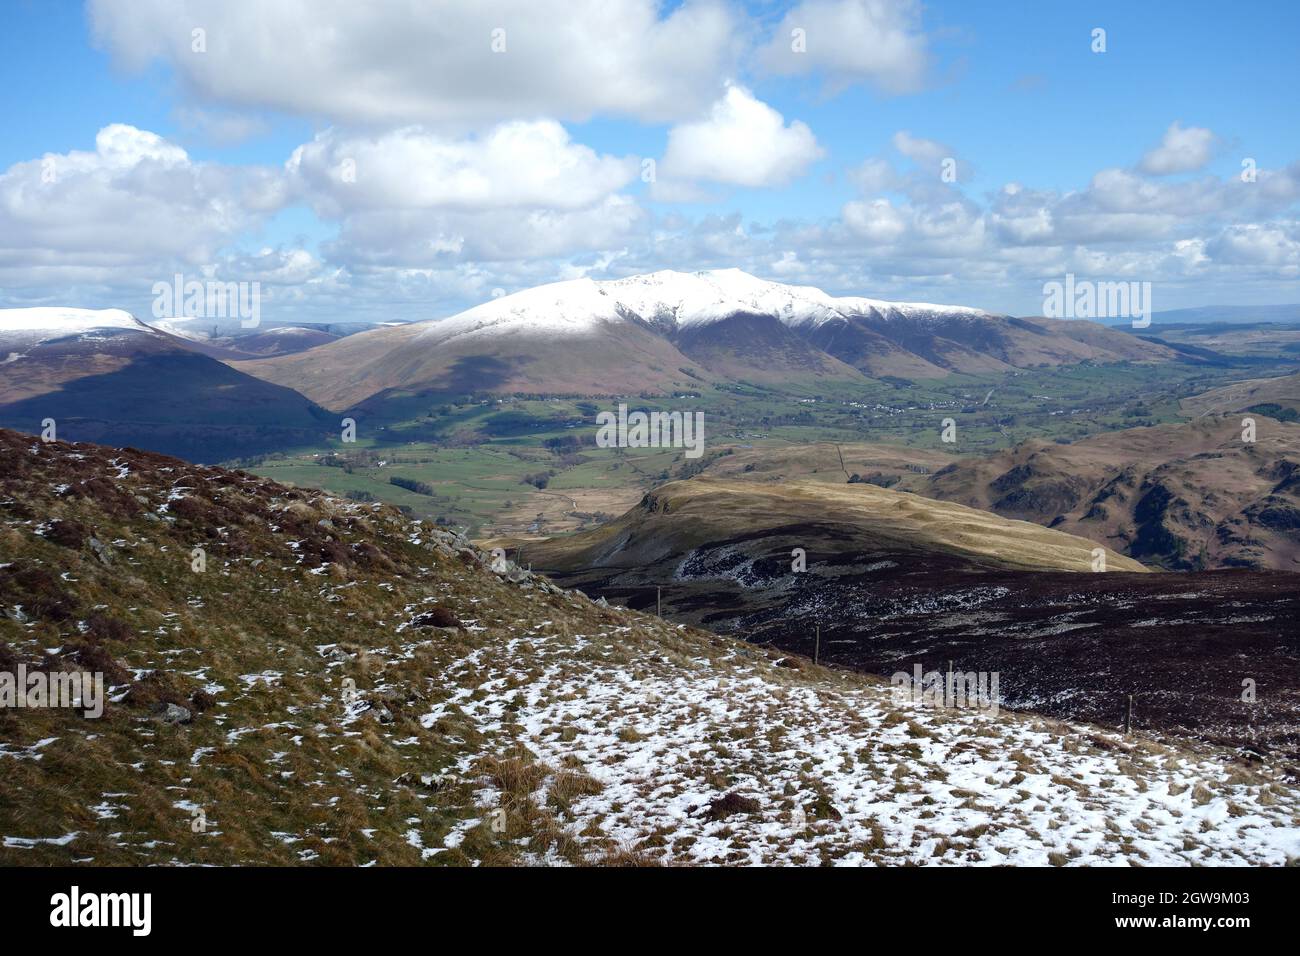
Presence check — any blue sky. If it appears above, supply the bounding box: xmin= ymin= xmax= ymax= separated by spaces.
xmin=1 ymin=0 xmax=1297 ymax=322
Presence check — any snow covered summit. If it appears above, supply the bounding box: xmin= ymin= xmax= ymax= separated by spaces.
xmin=415 ymin=269 xmax=995 ymax=343
xmin=0 ymin=307 xmax=157 ymax=344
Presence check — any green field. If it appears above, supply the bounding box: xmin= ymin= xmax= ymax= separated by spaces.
xmin=237 ymin=361 xmax=1257 ymax=538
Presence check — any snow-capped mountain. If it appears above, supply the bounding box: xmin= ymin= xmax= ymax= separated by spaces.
xmin=237 ymin=269 xmax=1177 ymax=411
xmin=415 ymin=269 xmax=993 ymax=346
xmin=0 ymin=307 xmax=162 ymax=347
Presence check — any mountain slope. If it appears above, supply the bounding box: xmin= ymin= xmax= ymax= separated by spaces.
xmin=235 ymin=269 xmax=1177 ymax=410
xmin=0 ymin=308 xmax=330 ymax=462
xmin=528 ymin=476 xmax=1147 ymax=575
xmin=921 ymin=417 xmax=1300 ymax=570
xmin=2 ymin=429 xmax=1296 ymax=866
xmin=528 ymin=476 xmax=1300 ymax=768
xmin=1181 ymin=370 xmax=1300 ymax=420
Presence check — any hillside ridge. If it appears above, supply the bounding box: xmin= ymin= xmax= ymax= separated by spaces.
xmin=2 ymin=428 xmax=1295 ymax=866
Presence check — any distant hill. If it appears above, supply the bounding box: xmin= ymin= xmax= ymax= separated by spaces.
xmin=699 ymin=419 xmax=1300 ymax=572
xmin=920 ymin=417 xmax=1300 ymax=571
xmin=527 ymin=475 xmax=1146 ymax=575
xmin=146 ymin=317 xmax=343 ymax=359
xmin=1128 ymin=304 xmax=1300 ymax=326
xmin=1182 ymin=370 xmax=1300 ymax=420
xmin=234 ymin=269 xmax=1178 ymax=412
xmin=0 ymin=308 xmax=329 ymax=462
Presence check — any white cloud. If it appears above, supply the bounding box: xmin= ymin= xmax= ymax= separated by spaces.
xmin=842 ymin=198 xmax=908 ymax=243
xmin=288 ymin=123 xmax=638 ymax=215
xmin=283 ymin=122 xmax=645 ymax=270
xmin=324 ymin=195 xmax=647 ymax=268
xmin=1139 ymin=121 xmax=1218 ymax=175
xmin=660 ymin=85 xmax=823 ymax=188
xmin=759 ymin=0 xmax=931 ymax=94
xmin=0 ymin=124 xmax=283 ymax=289
xmin=891 ymin=131 xmax=949 ymax=166
xmin=888 ymin=131 xmax=973 ymax=184
xmin=1205 ymin=223 xmax=1300 ymax=272
xmin=88 ymin=0 xmax=738 ymax=125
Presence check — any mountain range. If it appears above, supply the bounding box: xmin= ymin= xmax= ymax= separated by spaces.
xmin=234 ymin=269 xmax=1179 ymax=411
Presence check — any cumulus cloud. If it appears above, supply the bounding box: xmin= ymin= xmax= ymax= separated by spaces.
xmin=888 ymin=131 xmax=974 ymax=185
xmin=842 ymin=198 xmax=909 ymax=243
xmin=1139 ymin=121 xmax=1218 ymax=175
xmin=759 ymin=0 xmax=931 ymax=94
xmin=660 ymin=85 xmax=823 ymax=188
xmin=324 ymin=195 xmax=647 ymax=269
xmin=5 ymin=115 xmax=1299 ymax=323
xmin=281 ymin=122 xmax=645 ymax=270
xmin=1205 ymin=223 xmax=1300 ymax=273
xmin=288 ymin=123 xmax=638 ymax=215
xmin=0 ymin=124 xmax=283 ymax=291
xmin=88 ymin=0 xmax=738 ymax=125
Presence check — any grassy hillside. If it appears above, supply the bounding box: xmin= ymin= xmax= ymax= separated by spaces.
xmin=529 ymin=476 xmax=1148 ymax=574
xmin=4 ymin=429 xmax=1295 ymax=866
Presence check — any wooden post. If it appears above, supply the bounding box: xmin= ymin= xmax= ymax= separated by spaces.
xmin=1124 ymin=694 xmax=1133 ymax=736
xmin=814 ymin=625 xmax=820 ymax=666
xmin=657 ymin=586 xmax=662 ymax=618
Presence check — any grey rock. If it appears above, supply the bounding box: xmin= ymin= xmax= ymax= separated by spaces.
xmin=88 ymin=537 xmax=114 ymax=566
xmin=153 ymin=703 xmax=192 ymax=725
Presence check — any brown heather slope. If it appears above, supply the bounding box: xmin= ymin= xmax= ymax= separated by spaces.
xmin=234 ymin=319 xmax=721 ymax=411
xmin=699 ymin=419 xmax=1300 ymax=571
xmin=919 ymin=416 xmax=1300 ymax=570
xmin=791 ymin=311 xmax=1178 ymax=380
xmin=703 ymin=440 xmax=953 ymax=485
xmin=3 ymin=429 xmax=1298 ymax=865
xmin=0 ymin=322 xmax=328 ymax=462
